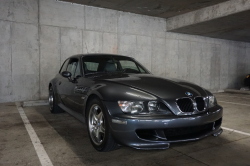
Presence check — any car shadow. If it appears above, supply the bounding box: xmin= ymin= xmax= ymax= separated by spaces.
xmin=31 ymin=105 xmax=250 ymax=166
xmin=33 ymin=106 xmax=178 ymax=165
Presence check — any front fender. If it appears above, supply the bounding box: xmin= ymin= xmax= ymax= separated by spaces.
xmin=82 ymin=81 xmax=157 ymax=117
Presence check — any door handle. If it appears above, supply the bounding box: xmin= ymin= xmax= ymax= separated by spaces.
xmin=59 ymin=81 xmax=61 ymax=85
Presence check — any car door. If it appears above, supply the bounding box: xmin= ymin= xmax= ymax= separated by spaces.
xmin=60 ymin=58 xmax=80 ymax=110
xmin=69 ymin=58 xmax=95 ymax=113
xmin=58 ymin=57 xmax=94 ymax=113
xmin=57 ymin=58 xmax=70 ymax=105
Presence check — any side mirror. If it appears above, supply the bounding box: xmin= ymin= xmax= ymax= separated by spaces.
xmin=62 ymin=71 xmax=72 ymax=78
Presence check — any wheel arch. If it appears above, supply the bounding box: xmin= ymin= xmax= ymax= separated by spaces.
xmin=83 ymin=92 xmax=104 ymax=119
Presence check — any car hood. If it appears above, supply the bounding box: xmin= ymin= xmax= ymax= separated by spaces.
xmin=95 ymin=73 xmax=208 ymax=99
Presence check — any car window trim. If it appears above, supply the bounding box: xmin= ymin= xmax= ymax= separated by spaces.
xmin=68 ymin=58 xmax=83 ymax=79
xmin=59 ymin=58 xmax=70 ymax=74
xmin=81 ymin=55 xmax=151 ymax=75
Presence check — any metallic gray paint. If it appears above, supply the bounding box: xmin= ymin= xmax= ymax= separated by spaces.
xmin=49 ymin=54 xmax=223 ymax=150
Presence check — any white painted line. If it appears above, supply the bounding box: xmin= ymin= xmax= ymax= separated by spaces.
xmin=222 ymin=127 xmax=250 ymax=137
xmin=23 ymin=100 xmax=49 ymax=107
xmin=216 ymin=94 xmax=250 ymax=99
xmin=224 ymin=89 xmax=250 ymax=94
xmin=16 ymin=102 xmax=53 ymax=166
xmin=212 ymin=90 xmax=224 ymax=93
xmin=218 ymin=101 xmax=250 ymax=107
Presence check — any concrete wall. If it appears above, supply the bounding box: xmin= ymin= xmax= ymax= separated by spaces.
xmin=0 ymin=0 xmax=250 ymax=103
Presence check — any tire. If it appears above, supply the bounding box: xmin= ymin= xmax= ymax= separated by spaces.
xmin=86 ymin=98 xmax=118 ymax=152
xmin=48 ymin=85 xmax=63 ymax=114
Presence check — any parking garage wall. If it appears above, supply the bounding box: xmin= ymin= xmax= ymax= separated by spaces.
xmin=0 ymin=0 xmax=250 ymax=102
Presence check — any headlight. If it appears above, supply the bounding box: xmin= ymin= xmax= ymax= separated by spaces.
xmin=118 ymin=101 xmax=173 ymax=115
xmin=118 ymin=101 xmax=144 ymax=114
xmin=148 ymin=101 xmax=158 ymax=112
xmin=148 ymin=101 xmax=173 ymax=115
xmin=208 ymin=95 xmax=217 ymax=108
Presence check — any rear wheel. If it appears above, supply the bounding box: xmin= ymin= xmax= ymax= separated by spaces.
xmin=86 ymin=98 xmax=118 ymax=151
xmin=49 ymin=85 xmax=63 ymax=114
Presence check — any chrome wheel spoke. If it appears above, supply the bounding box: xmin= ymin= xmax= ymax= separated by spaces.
xmin=93 ymin=128 xmax=98 ymax=137
xmin=91 ymin=129 xmax=98 ymax=139
xmin=93 ymin=114 xmax=98 ymax=122
xmin=96 ymin=111 xmax=103 ymax=120
xmin=99 ymin=114 xmax=105 ymax=133
xmin=96 ymin=128 xmax=101 ymax=141
xmin=100 ymin=125 xmax=105 ymax=133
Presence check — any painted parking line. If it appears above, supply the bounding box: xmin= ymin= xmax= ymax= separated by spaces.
xmin=16 ymin=102 xmax=54 ymax=166
xmin=218 ymin=101 xmax=250 ymax=107
xmin=215 ymin=94 xmax=250 ymax=100
xmin=222 ymin=127 xmax=250 ymax=137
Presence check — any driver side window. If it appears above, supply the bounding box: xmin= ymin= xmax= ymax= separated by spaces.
xmin=60 ymin=59 xmax=70 ymax=74
xmin=66 ymin=58 xmax=81 ymax=78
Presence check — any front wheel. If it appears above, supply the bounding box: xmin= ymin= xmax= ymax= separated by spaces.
xmin=86 ymin=98 xmax=118 ymax=151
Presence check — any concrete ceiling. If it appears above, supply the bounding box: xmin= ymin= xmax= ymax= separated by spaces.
xmin=169 ymin=10 xmax=250 ymax=42
xmin=59 ymin=0 xmax=250 ymax=43
xmin=60 ymin=0 xmax=229 ymax=18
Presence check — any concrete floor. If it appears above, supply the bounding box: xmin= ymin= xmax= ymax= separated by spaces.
xmin=1 ymin=92 xmax=250 ymax=166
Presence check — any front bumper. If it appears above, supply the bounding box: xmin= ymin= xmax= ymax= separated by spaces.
xmin=104 ymin=101 xmax=223 ymax=149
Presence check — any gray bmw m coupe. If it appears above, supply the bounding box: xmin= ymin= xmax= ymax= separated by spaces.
xmin=49 ymin=54 xmax=223 ymax=152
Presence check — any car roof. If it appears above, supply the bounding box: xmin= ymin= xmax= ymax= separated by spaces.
xmin=69 ymin=53 xmax=133 ymax=59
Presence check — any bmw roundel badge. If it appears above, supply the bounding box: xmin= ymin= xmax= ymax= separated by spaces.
xmin=185 ymin=92 xmax=193 ymax=97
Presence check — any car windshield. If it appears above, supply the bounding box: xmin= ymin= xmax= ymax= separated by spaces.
xmin=82 ymin=55 xmax=149 ymax=75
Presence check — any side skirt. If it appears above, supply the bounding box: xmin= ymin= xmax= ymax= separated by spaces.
xmin=58 ymin=103 xmax=85 ymax=123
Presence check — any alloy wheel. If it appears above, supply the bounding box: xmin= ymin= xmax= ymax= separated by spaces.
xmin=88 ymin=104 xmax=105 ymax=145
